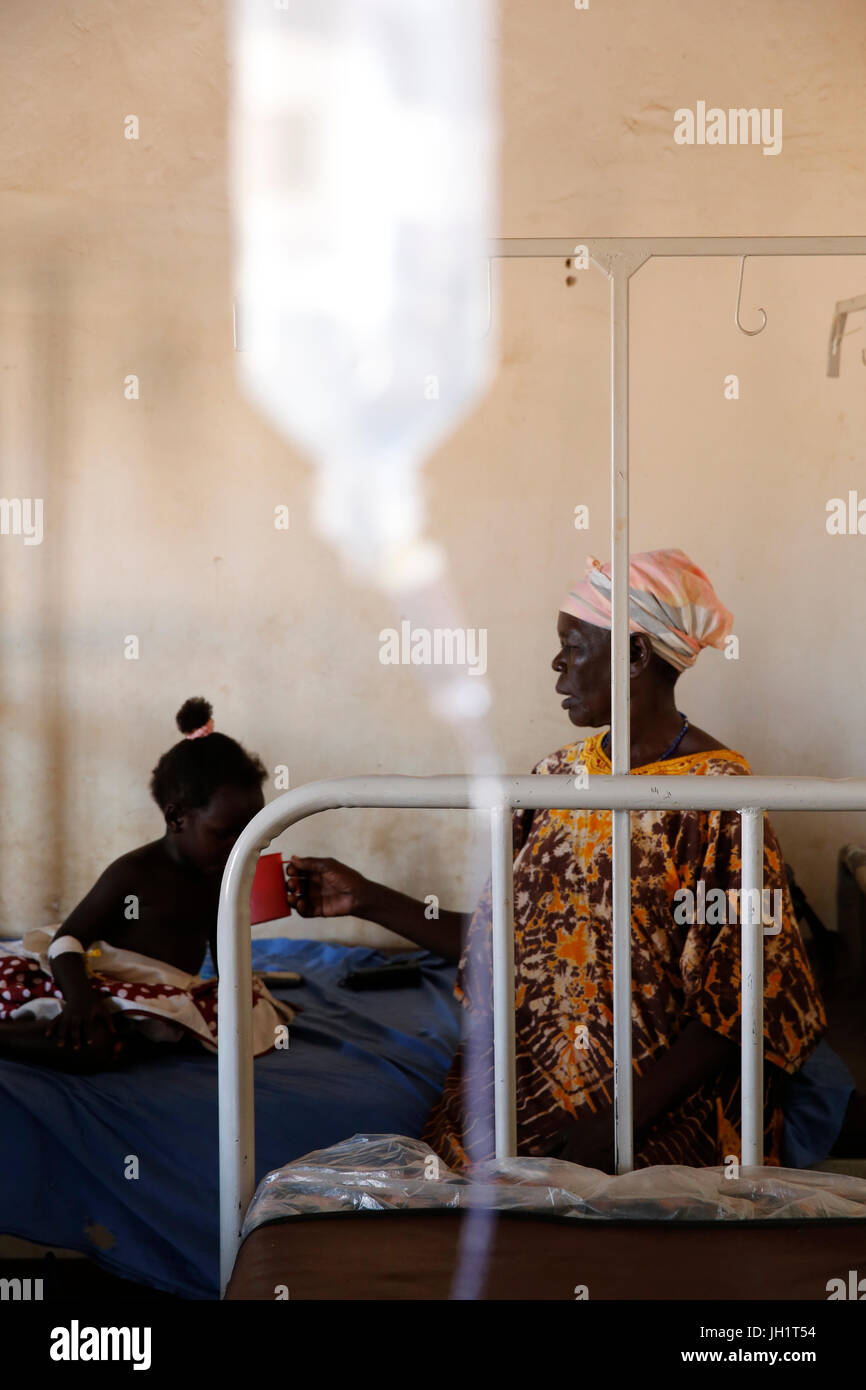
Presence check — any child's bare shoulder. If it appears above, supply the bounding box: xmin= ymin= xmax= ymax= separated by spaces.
xmin=63 ymin=841 xmax=169 ymax=942
xmin=96 ymin=841 xmax=167 ymax=892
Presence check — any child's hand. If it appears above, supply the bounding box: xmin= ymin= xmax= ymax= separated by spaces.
xmin=47 ymin=996 xmax=117 ymax=1052
xmin=285 ymin=856 xmax=370 ymax=919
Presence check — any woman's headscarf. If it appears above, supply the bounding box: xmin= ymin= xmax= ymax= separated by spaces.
xmin=560 ymin=549 xmax=734 ymax=672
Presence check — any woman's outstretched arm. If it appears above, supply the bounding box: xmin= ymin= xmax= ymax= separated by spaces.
xmin=285 ymin=856 xmax=465 ymax=963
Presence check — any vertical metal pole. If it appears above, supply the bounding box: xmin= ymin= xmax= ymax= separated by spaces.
xmin=740 ymin=807 xmax=765 ymax=1166
xmin=217 ymin=847 xmax=258 ymax=1296
xmin=490 ymin=802 xmax=517 ymax=1158
xmin=610 ymin=261 xmax=634 ymax=1173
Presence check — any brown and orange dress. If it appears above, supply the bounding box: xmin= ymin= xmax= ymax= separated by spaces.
xmin=422 ymin=733 xmax=826 ymax=1169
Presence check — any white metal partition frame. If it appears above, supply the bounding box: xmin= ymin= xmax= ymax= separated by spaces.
xmin=495 ymin=236 xmax=866 ymax=1179
xmin=219 ymin=236 xmax=866 ymax=1293
xmin=217 ymin=773 xmax=866 ymax=1291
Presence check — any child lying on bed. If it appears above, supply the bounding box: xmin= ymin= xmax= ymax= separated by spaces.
xmin=0 ymin=697 xmax=293 ymax=1073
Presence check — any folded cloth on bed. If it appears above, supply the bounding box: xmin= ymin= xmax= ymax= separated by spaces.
xmin=0 ymin=927 xmax=294 ymax=1056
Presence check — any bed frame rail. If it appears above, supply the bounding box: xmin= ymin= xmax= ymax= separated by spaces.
xmin=216 ymin=771 xmax=866 ymax=1293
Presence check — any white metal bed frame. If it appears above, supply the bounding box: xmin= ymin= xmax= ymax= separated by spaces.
xmin=218 ymin=235 xmax=866 ymax=1294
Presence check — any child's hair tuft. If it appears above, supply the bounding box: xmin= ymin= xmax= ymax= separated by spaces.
xmin=150 ymin=700 xmax=267 ymax=812
xmin=176 ymin=697 xmax=213 ymax=736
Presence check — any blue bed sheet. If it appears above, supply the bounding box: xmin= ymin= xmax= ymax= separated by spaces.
xmin=0 ymin=939 xmax=459 ymax=1299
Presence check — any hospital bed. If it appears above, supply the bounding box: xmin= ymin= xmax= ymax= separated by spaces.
xmin=224 ymin=1134 xmax=866 ymax=1301
xmin=217 ymin=780 xmax=866 ymax=1302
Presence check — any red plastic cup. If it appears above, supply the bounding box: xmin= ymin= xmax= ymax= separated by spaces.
xmin=249 ymin=852 xmax=290 ymax=925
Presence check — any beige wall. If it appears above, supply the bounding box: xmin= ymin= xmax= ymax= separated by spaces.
xmin=1 ymin=0 xmax=864 ymax=943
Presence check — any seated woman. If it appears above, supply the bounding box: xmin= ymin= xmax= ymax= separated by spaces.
xmin=0 ymin=698 xmax=292 ymax=1072
xmin=286 ymin=549 xmax=827 ymax=1171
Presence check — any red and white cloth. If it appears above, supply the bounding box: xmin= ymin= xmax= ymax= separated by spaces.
xmin=0 ymin=927 xmax=294 ymax=1056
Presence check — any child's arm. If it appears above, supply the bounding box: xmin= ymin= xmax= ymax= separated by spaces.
xmin=45 ymin=866 xmax=122 ymax=1050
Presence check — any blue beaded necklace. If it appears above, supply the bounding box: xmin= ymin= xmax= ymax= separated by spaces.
xmin=602 ymin=712 xmax=689 ymax=763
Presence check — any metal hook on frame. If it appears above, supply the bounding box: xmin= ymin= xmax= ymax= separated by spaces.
xmin=734 ymin=256 xmax=767 ymax=337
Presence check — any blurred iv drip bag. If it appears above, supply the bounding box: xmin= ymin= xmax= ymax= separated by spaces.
xmin=230 ymin=0 xmax=499 ymax=588
xmin=229 ymin=0 xmax=502 ymax=1305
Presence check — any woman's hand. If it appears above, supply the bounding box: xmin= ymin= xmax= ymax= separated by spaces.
xmin=537 ymin=1111 xmax=617 ymax=1173
xmin=47 ymin=994 xmax=117 ymax=1052
xmin=285 ymin=856 xmax=371 ymax=919
xmin=287 ymin=858 xmax=464 ymax=961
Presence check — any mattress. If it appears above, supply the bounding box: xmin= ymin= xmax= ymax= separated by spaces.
xmin=225 ymin=1132 xmax=866 ymax=1300
xmin=225 ymin=1208 xmax=866 ymax=1300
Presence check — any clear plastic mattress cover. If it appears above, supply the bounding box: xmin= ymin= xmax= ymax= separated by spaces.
xmin=241 ymin=1133 xmax=866 ymax=1239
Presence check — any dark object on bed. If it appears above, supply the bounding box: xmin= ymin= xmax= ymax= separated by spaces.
xmin=256 ymin=970 xmax=305 ymax=987
xmin=339 ymin=961 xmax=423 ymax=991
xmin=225 ymin=1209 xmax=866 ymax=1301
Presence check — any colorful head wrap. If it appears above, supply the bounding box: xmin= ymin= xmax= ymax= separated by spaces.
xmin=560 ymin=549 xmax=733 ymax=672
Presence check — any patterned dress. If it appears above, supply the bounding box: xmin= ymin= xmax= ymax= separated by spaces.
xmin=422 ymin=734 xmax=827 ymax=1169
